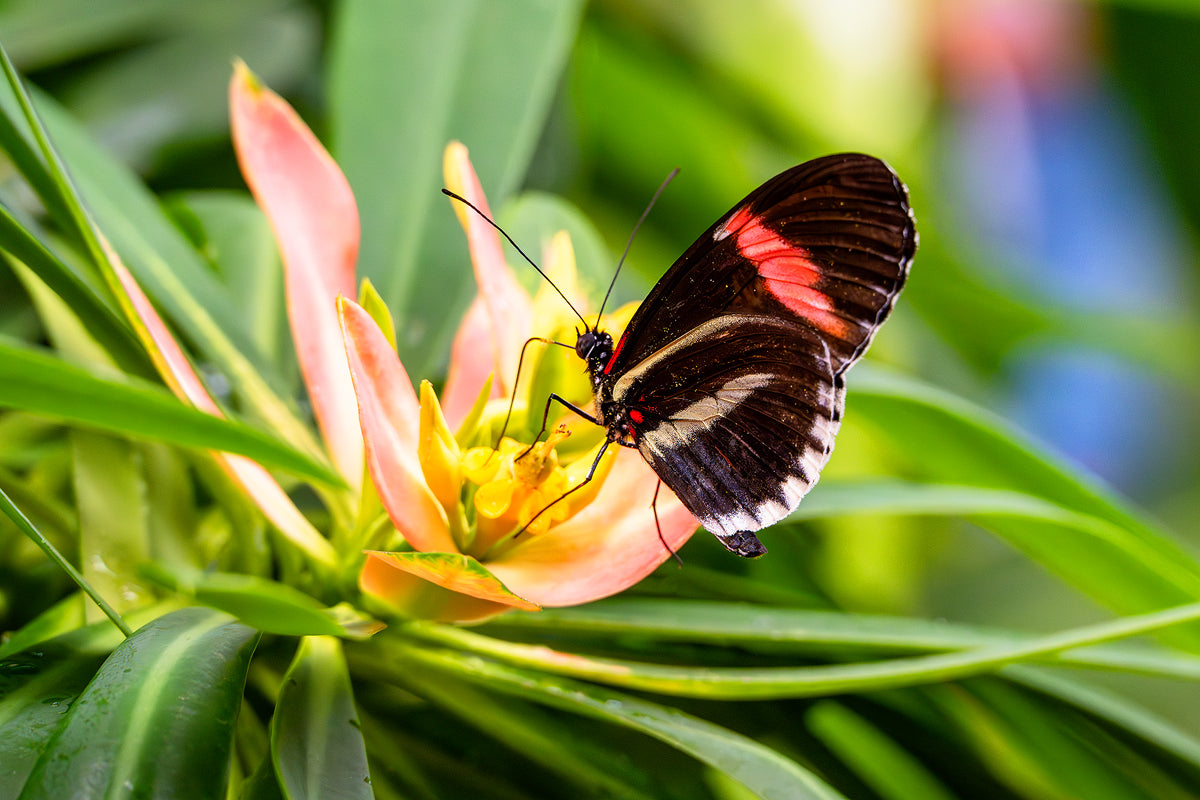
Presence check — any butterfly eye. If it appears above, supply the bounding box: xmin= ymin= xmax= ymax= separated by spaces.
xmin=575 ymin=330 xmax=596 ymax=360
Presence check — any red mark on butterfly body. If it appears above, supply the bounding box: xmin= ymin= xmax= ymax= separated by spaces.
xmin=629 ymin=409 xmax=645 ymax=424
xmin=722 ymin=206 xmax=852 ymax=340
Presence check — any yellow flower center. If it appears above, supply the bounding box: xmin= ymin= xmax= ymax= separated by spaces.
xmin=463 ymin=427 xmax=575 ymax=549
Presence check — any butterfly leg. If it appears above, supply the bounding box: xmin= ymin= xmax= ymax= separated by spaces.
xmin=517 ymin=392 xmax=600 ymax=461
xmin=514 ymin=439 xmax=610 ymax=535
xmin=651 ymin=480 xmax=683 ymax=567
xmin=492 ymin=337 xmax=554 ymax=450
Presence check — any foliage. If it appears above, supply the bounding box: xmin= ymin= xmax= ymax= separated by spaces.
xmin=3 ymin=2 xmax=1200 ymax=798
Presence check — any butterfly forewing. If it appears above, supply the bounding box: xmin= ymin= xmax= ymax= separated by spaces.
xmin=604 ymin=153 xmax=915 ymax=380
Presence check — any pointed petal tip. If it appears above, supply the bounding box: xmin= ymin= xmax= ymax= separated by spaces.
xmin=362 ymin=550 xmax=541 ymax=612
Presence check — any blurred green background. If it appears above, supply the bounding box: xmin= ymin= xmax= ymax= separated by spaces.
xmin=3 ymin=0 xmax=1200 ymax=783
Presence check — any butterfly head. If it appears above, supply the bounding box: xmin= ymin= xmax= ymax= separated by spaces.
xmin=574 ymin=328 xmax=612 ymax=365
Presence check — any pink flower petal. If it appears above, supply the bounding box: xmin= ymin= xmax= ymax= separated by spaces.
xmin=230 ymin=62 xmax=363 ymax=490
xmin=441 ymin=295 xmax=502 ymax=429
xmin=443 ymin=142 xmax=533 ymax=396
xmin=111 ymin=253 xmax=335 ymax=567
xmin=339 ymin=298 xmax=457 ymax=553
xmin=487 ymin=450 xmax=699 ymax=607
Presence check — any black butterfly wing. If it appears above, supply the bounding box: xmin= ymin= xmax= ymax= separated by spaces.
xmin=604 ymin=153 xmax=916 ymax=379
xmin=609 ymin=314 xmax=845 ymax=556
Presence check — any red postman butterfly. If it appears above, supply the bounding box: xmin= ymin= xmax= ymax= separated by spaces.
xmin=448 ymin=153 xmax=915 ymax=557
xmin=566 ymin=154 xmax=916 ymax=557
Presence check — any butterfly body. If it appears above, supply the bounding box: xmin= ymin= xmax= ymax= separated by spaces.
xmin=576 ymin=153 xmax=916 ymax=558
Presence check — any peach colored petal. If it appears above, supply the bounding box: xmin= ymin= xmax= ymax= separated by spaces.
xmin=231 ymin=62 xmax=363 ymax=491
xmin=441 ymin=295 xmax=500 ymax=428
xmin=110 ymin=255 xmax=335 ymax=567
xmin=218 ymin=453 xmax=337 ymax=567
xmin=443 ymin=142 xmax=532 ymax=396
xmin=487 ymin=449 xmax=699 ymax=607
xmin=339 ymin=298 xmax=456 ymax=553
xmin=360 ymin=556 xmax=518 ymax=622
xmin=363 ymin=551 xmax=539 ymax=611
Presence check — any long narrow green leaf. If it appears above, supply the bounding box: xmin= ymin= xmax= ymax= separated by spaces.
xmin=271 ymin=636 xmax=371 ymax=800
xmin=0 ymin=54 xmax=73 ymax=231
xmin=72 ymin=431 xmax=152 ymax=617
xmin=1008 ymin=666 xmax=1200 ymax=772
xmin=956 ymin=679 xmax=1172 ymax=800
xmin=0 ymin=206 xmax=144 ymax=370
xmin=849 ymin=368 xmax=1184 ymax=556
xmin=382 ymin=642 xmax=849 ymax=800
xmin=846 ymin=369 xmax=1200 ymax=643
xmin=17 ymin=607 xmax=259 ymax=799
xmin=397 ymin=669 xmax=661 ymax=800
xmin=141 ymin=564 xmax=382 ymax=640
xmin=806 ymin=702 xmax=957 ymax=800
xmin=0 ymin=338 xmax=341 ymax=486
xmin=407 ymin=602 xmax=1200 ymax=700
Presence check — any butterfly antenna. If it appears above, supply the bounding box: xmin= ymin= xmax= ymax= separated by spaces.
xmin=595 ymin=167 xmax=680 ymax=327
xmin=443 ymin=189 xmax=589 ymax=329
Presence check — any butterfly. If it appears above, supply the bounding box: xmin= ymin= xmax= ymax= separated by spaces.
xmin=567 ymin=153 xmax=917 ymax=557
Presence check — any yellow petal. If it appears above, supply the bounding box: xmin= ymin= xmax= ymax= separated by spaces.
xmin=475 ymin=476 xmax=516 ymax=519
xmin=462 ymin=447 xmax=503 ymax=484
xmin=418 ymin=380 xmax=462 ymax=511
xmin=533 ymin=231 xmax=585 ymax=332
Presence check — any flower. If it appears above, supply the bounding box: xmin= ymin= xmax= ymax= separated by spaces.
xmin=111 ymin=64 xmax=698 ymax=622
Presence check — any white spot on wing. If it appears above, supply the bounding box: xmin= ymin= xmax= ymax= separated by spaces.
xmin=671 ymin=373 xmax=774 ymax=425
xmin=701 ymin=453 xmax=830 ymax=537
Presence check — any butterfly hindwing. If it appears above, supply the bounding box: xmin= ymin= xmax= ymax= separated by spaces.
xmin=609 ymin=314 xmax=845 ymax=555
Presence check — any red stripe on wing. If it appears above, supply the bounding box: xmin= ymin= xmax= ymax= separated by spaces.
xmin=604 ymin=329 xmax=629 ymax=375
xmin=732 ymin=210 xmax=852 ymax=340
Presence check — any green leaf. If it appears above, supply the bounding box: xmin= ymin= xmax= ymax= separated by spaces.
xmin=58 ymin=8 xmax=318 ymax=172
xmin=0 ymin=0 xmax=290 ymax=71
xmin=0 ymin=630 xmax=103 ymax=800
xmin=72 ymin=431 xmax=152 ymax=616
xmin=392 ymin=668 xmax=661 ymax=800
xmin=845 ymin=368 xmax=1200 ymax=640
xmin=806 ymin=702 xmax=956 ymax=800
xmin=953 ymin=679 xmax=1167 ymax=800
xmin=271 ymin=636 xmax=372 ymax=800
xmin=0 ymin=204 xmax=143 ymax=370
xmin=387 ymin=642 xmax=849 ymax=800
xmin=17 ymin=607 xmax=259 ymax=800
xmin=1008 ymin=667 xmax=1200 ymax=774
xmin=356 ymin=278 xmax=396 ymax=351
xmin=0 ymin=594 xmax=83 ymax=661
xmin=408 ymin=602 xmax=1200 ymax=699
xmin=141 ymin=564 xmax=383 ymax=640
xmin=0 ymin=337 xmax=342 ymax=486
xmin=499 ymin=191 xmax=615 ymax=300
xmin=328 ymin=0 xmax=585 ymax=377
xmin=795 ymin=481 xmax=1200 ymax=615
xmin=164 ymin=191 xmax=293 ymax=382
